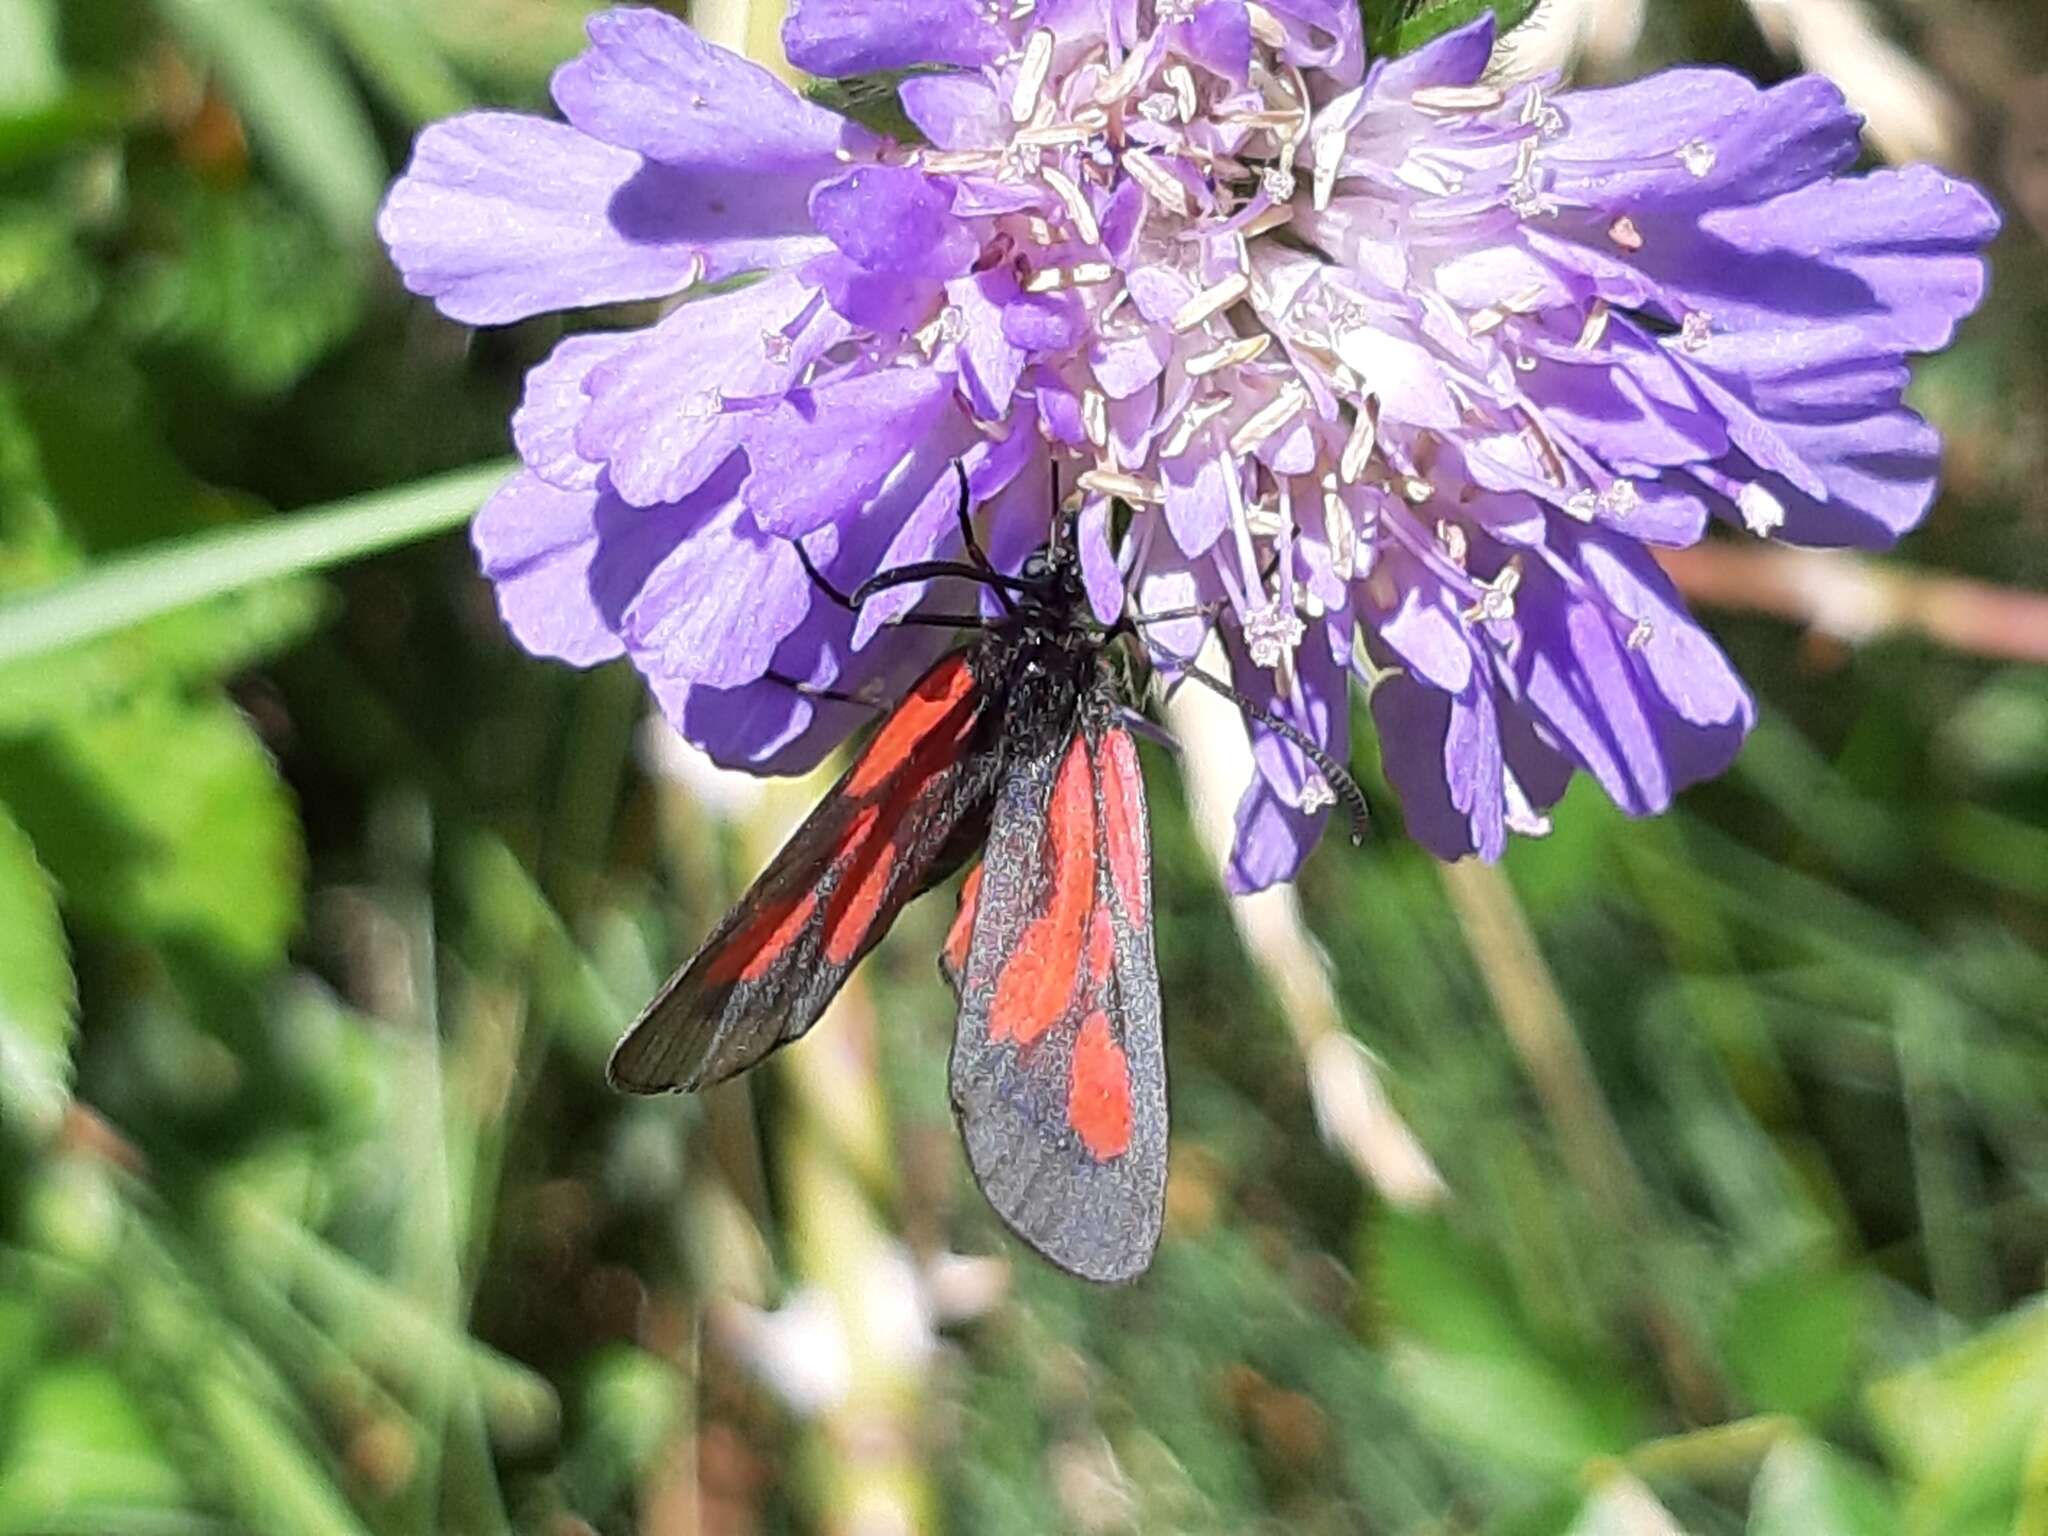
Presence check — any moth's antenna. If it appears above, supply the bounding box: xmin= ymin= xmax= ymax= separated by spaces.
xmin=1152 ymin=649 xmax=1371 ymax=845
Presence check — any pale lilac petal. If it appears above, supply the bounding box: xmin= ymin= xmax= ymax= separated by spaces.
xmin=513 ymin=331 xmax=635 ymax=491
xmin=623 ymin=466 xmax=812 ymax=689
xmin=1226 ymin=628 xmax=1350 ymax=892
xmin=1080 ymin=497 xmax=1124 ymax=624
xmin=742 ymin=369 xmax=960 ymax=536
xmin=899 ymin=74 xmax=1004 ymax=151
xmin=949 ymin=270 xmax=1028 ymax=419
xmin=553 ymin=8 xmax=867 ymax=172
xmin=782 ymin=0 xmax=1007 ymax=77
xmin=472 ymin=472 xmax=625 ymax=665
xmin=1550 ymin=72 xmax=1860 ymax=211
xmin=378 ymin=114 xmax=712 ymax=326
xmin=812 ymin=166 xmax=978 ymax=277
xmin=578 ymin=272 xmax=848 ymax=508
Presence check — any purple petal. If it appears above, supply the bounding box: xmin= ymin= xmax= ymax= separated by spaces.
xmin=513 ymin=331 xmax=634 ymax=490
xmin=1079 ymin=498 xmax=1124 ymax=624
xmin=577 ymin=272 xmax=848 ymax=508
xmin=473 ymin=471 xmax=722 ymax=671
xmin=1173 ymin=3 xmax=1253 ymax=85
xmin=782 ymin=0 xmax=1007 ymax=77
xmin=1370 ymin=670 xmax=1506 ymax=863
xmin=1003 ymin=290 xmax=1089 ymax=353
xmin=378 ymin=114 xmax=713 ymax=326
xmin=1225 ymin=628 xmax=1350 ymax=892
xmin=806 ymin=251 xmax=947 ymax=334
xmin=898 ymin=73 xmax=1004 ymax=151
xmin=623 ymin=464 xmax=812 ymax=689
xmin=553 ymin=8 xmax=867 ymax=173
xmin=1509 ymin=569 xmax=1673 ymax=816
xmin=811 ymin=165 xmax=978 ymax=277
xmin=948 ymin=270 xmax=1028 ymax=419
xmin=472 ymin=472 xmax=625 ymax=665
xmin=1370 ymin=14 xmax=1493 ymax=100
xmin=1575 ymin=534 xmax=1749 ymax=731
xmin=741 ymin=369 xmax=960 ymax=536
xmin=1549 ymin=72 xmax=1859 ymax=212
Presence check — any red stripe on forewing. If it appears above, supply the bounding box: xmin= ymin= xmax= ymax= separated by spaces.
xmin=843 ymin=652 xmax=977 ymax=800
xmin=703 ymin=887 xmax=823 ymax=987
xmin=1098 ymin=727 xmax=1148 ymax=926
xmin=942 ymin=864 xmax=983 ymax=982
xmin=1068 ymin=1009 xmax=1133 ymax=1160
xmin=822 ymin=679 xmax=984 ymax=967
xmin=988 ymin=737 xmax=1094 ymax=1046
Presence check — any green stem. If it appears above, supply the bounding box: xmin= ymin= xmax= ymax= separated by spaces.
xmin=0 ymin=461 xmax=510 ymax=665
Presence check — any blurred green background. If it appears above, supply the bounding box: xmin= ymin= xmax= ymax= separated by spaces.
xmin=3 ymin=0 xmax=2047 ymax=1531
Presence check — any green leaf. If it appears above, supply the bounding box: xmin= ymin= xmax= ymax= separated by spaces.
xmin=0 ymin=579 xmax=328 ymax=735
xmin=1868 ymin=1299 xmax=2048 ymax=1511
xmin=1369 ymin=1211 xmax=1646 ymax=1480
xmin=1749 ymin=1440 xmax=1899 ymax=1536
xmin=291 ymin=0 xmax=471 ymax=123
xmin=1370 ymin=0 xmax=1542 ymax=57
xmin=0 ymin=1360 xmax=192 ymax=1527
xmin=148 ymin=0 xmax=386 ymax=246
xmin=116 ymin=179 xmax=366 ymax=396
xmin=0 ymin=460 xmax=509 ymax=665
xmin=0 ymin=801 xmax=75 ymax=1142
xmin=0 ymin=0 xmax=62 ymax=111
xmin=0 ymin=693 xmax=303 ymax=967
xmin=1719 ymin=1262 xmax=1867 ymax=1422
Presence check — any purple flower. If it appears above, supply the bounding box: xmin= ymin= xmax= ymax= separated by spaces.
xmin=380 ymin=3 xmax=1995 ymax=880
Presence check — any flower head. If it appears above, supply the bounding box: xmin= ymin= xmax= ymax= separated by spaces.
xmin=380 ymin=2 xmax=1996 ymax=882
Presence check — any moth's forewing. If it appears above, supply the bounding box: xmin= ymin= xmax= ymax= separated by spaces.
xmin=611 ymin=651 xmax=1001 ymax=1094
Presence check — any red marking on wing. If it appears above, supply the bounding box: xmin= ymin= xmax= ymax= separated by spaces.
xmin=988 ymin=737 xmax=1095 ymax=1046
xmin=1084 ymin=899 xmax=1113 ymax=978
xmin=1068 ymin=1009 xmax=1133 ymax=1160
xmin=703 ymin=888 xmax=820 ymax=986
xmin=942 ymin=864 xmax=984 ymax=985
xmin=1098 ymin=727 xmax=1149 ymax=925
xmin=843 ymin=652 xmax=976 ymax=799
xmin=821 ymin=677 xmax=985 ymax=967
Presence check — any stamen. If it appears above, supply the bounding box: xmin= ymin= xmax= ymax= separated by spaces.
xmin=1121 ymin=149 xmax=1190 ymax=216
xmin=1244 ymin=600 xmax=1306 ymax=667
xmin=1575 ymin=301 xmax=1612 ymax=351
xmin=1041 ymin=165 xmax=1102 ymax=244
xmin=1737 ymin=483 xmax=1784 ymax=536
xmin=1082 ymin=387 xmax=1109 ymax=448
xmin=1339 ymin=399 xmax=1379 ymax=484
xmin=1160 ymin=394 xmax=1233 ymax=458
xmin=1185 ymin=333 xmax=1270 ymax=375
xmin=1411 ymin=84 xmax=1507 ymax=114
xmin=1607 ymin=216 xmax=1644 ymax=251
xmin=1461 ymin=561 xmax=1520 ymax=624
xmin=1172 ymin=273 xmax=1251 ymax=333
xmin=1094 ymin=44 xmax=1150 ymax=106
xmin=1010 ymin=28 xmax=1055 ymax=123
xmin=1228 ymin=381 xmax=1309 ymax=456
xmin=1244 ymin=1 xmax=1286 ymax=47
xmin=1078 ymin=468 xmax=1162 ymax=503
